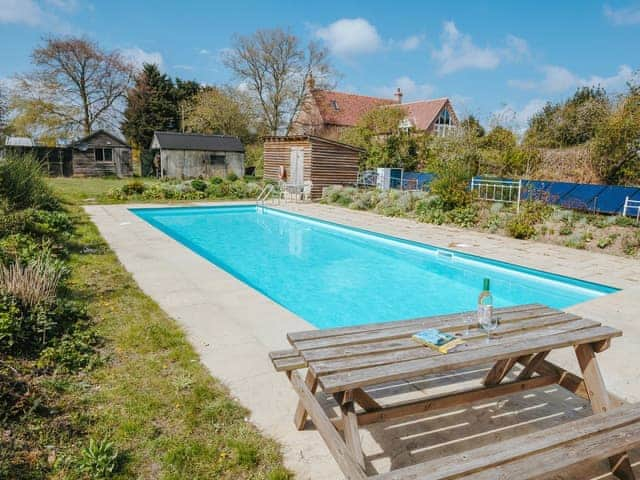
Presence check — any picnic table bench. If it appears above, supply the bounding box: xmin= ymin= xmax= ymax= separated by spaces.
xmin=270 ymin=303 xmax=639 ymax=480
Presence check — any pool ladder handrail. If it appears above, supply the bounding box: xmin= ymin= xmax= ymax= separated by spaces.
xmin=257 ymin=183 xmax=275 ymax=207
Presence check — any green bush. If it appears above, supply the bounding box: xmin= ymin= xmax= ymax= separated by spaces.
xmin=446 ymin=205 xmax=478 ymax=228
xmin=621 ymin=231 xmax=640 ymax=256
xmin=121 ymin=179 xmax=146 ymax=195
xmin=0 ymin=234 xmax=53 ymax=265
xmin=206 ymin=181 xmax=230 ymax=198
xmin=226 ymin=172 xmax=239 ymax=182
xmin=210 ymin=176 xmax=224 ymax=185
xmin=0 ymin=153 xmax=59 ymax=211
xmin=415 ymin=196 xmax=447 ymax=225
xmin=506 ymin=213 xmax=537 ymax=239
xmin=38 ymin=327 xmax=101 ymax=373
xmin=597 ymin=234 xmax=618 ymax=249
xmin=191 ymin=179 xmax=208 ymax=192
xmin=0 ymin=294 xmax=88 ymax=356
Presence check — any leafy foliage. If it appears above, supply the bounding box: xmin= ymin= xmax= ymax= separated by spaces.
xmin=524 ymin=87 xmax=611 ymax=148
xmin=121 ymin=63 xmax=179 ymax=150
xmin=0 ymin=152 xmax=59 ymax=211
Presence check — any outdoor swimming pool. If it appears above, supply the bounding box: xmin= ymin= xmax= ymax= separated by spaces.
xmin=132 ymin=205 xmax=617 ymax=329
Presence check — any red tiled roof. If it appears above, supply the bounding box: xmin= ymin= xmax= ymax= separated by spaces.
xmin=311 ymin=89 xmax=454 ymax=131
xmin=397 ymin=99 xmax=452 ymax=131
xmin=311 ymin=89 xmax=396 ymax=127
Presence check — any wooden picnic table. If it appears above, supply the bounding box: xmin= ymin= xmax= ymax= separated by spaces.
xmin=270 ymin=303 xmax=637 ymax=480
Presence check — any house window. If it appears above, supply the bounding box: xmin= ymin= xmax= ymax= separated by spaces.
xmin=95 ymin=148 xmax=113 ymax=162
xmin=330 ymin=100 xmax=339 ymax=111
xmin=436 ymin=108 xmax=451 ymax=125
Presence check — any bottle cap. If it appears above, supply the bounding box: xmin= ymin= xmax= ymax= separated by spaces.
xmin=483 ymin=278 xmax=490 ymax=290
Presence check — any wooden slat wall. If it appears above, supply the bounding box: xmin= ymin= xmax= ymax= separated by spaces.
xmin=263 ymin=137 xmax=360 ymax=199
xmin=263 ymin=138 xmax=312 ymax=185
xmin=308 ymin=138 xmax=359 ymax=199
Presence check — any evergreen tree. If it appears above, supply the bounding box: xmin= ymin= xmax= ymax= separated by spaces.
xmin=460 ymin=115 xmax=485 ymax=137
xmin=122 ymin=63 xmax=177 ymax=149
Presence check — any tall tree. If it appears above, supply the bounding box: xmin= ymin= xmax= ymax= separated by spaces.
xmin=174 ymin=78 xmax=201 ymax=132
xmin=12 ymin=36 xmax=133 ymax=139
xmin=183 ymin=86 xmax=253 ymax=142
xmin=121 ymin=63 xmax=177 ymax=149
xmin=223 ymin=28 xmax=334 ymax=135
xmin=0 ymin=82 xmax=7 ymax=138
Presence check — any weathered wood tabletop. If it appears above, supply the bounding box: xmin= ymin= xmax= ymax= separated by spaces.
xmin=270 ymin=304 xmax=632 ymax=480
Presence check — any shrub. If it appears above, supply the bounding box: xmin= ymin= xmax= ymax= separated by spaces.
xmin=0 ymin=234 xmax=53 ymax=265
xmin=210 ymin=176 xmax=224 ymax=185
xmin=228 ymin=180 xmax=249 ymax=199
xmin=621 ymin=231 xmax=640 ymax=256
xmin=106 ymin=187 xmax=128 ymax=201
xmin=38 ymin=327 xmax=101 ymax=372
xmin=191 ymin=179 xmax=208 ymax=192
xmin=226 ymin=172 xmax=239 ymax=182
xmin=506 ymin=213 xmax=537 ymax=239
xmin=446 ymin=205 xmax=479 ymax=228
xmin=565 ymin=233 xmax=588 ymax=249
xmin=206 ymin=181 xmax=230 ymax=198
xmin=415 ymin=196 xmax=448 ymax=224
xmin=597 ymin=233 xmax=618 ymax=249
xmin=322 ymin=186 xmax=357 ymax=207
xmin=0 ymin=153 xmax=59 ymax=211
xmin=121 ymin=179 xmax=146 ymax=196
xmin=0 ymin=293 xmax=88 ymax=356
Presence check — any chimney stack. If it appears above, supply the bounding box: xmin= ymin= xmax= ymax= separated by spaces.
xmin=306 ymin=72 xmax=316 ymax=90
xmin=394 ymin=87 xmax=403 ymax=104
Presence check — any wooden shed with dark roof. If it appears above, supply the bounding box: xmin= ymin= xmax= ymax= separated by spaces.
xmin=151 ymin=131 xmax=245 ymax=179
xmin=263 ymin=135 xmax=363 ymax=199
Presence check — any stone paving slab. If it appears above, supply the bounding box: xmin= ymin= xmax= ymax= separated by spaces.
xmin=86 ymin=201 xmax=640 ymax=479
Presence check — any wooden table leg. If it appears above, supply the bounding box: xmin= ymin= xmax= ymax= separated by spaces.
xmin=294 ymin=369 xmax=317 ymax=430
xmin=341 ymin=390 xmax=365 ymax=470
xmin=288 ymin=371 xmax=367 ymax=480
xmin=483 ymin=357 xmax=519 ymax=386
xmin=575 ymin=343 xmax=635 ymax=480
xmin=516 ymin=351 xmax=550 ymax=381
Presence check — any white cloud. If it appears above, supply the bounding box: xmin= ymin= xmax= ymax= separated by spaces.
xmin=604 ymin=4 xmax=640 ymax=25
xmin=432 ymin=21 xmax=501 ymax=74
xmin=431 ymin=22 xmax=529 ymax=75
xmin=398 ymin=34 xmax=423 ymax=51
xmin=199 ymin=49 xmax=211 ymax=55
xmin=122 ymin=47 xmax=164 ymax=70
xmin=509 ymin=64 xmax=635 ymax=93
xmin=44 ymin=0 xmax=79 ymax=12
xmin=0 ymin=0 xmax=47 ymax=26
xmin=493 ymin=98 xmax=547 ymax=133
xmin=315 ymin=18 xmax=383 ymax=56
xmin=372 ymin=76 xmax=435 ymax=100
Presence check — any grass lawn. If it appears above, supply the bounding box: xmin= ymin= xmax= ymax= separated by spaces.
xmin=46 ymin=180 xmax=291 ymax=479
xmin=47 ymin=177 xmax=134 ymax=204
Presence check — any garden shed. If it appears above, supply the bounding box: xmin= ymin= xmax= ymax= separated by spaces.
xmin=151 ymin=131 xmax=245 ymax=179
xmin=72 ymin=130 xmax=132 ymax=177
xmin=263 ymin=135 xmax=362 ymax=199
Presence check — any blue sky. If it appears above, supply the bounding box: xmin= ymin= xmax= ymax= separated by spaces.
xmin=0 ymin=0 xmax=638 ymax=129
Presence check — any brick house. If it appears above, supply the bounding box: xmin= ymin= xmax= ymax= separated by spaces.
xmin=291 ymin=78 xmax=459 ymax=140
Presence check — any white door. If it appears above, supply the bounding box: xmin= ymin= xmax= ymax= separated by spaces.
xmin=289 ymin=147 xmax=304 ymax=187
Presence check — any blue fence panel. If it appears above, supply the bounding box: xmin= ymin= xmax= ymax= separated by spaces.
xmin=521 ymin=181 xmax=577 ymax=205
xmin=594 ymin=186 xmax=640 ymax=214
xmin=558 ymin=184 xmax=608 ymax=211
xmin=403 ymin=172 xmax=435 ymax=190
xmin=631 ymin=189 xmax=640 ymax=202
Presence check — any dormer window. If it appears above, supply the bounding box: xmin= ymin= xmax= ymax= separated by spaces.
xmin=330 ymin=100 xmax=340 ymax=111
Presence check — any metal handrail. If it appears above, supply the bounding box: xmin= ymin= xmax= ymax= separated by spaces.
xmin=256 ymin=183 xmax=275 ymax=207
xmin=623 ymin=196 xmax=640 ymax=222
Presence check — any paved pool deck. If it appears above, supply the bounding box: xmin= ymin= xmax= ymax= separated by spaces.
xmin=86 ymin=201 xmax=640 ymax=479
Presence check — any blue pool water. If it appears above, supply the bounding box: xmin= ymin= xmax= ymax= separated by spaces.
xmin=132 ymin=205 xmax=617 ymax=329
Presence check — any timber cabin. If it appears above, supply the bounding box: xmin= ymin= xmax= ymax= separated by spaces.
xmin=150 ymin=131 xmax=245 ymax=179
xmin=72 ymin=130 xmax=132 ymax=177
xmin=291 ymin=78 xmax=459 ymax=140
xmin=263 ymin=135 xmax=363 ymax=199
